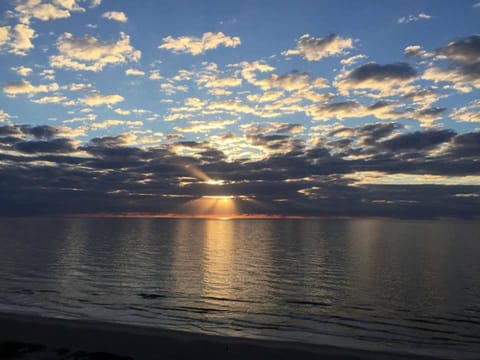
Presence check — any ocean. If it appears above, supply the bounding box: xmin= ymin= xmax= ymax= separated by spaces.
xmin=0 ymin=217 xmax=479 ymax=358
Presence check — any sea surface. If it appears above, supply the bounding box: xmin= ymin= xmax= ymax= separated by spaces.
xmin=0 ymin=217 xmax=479 ymax=358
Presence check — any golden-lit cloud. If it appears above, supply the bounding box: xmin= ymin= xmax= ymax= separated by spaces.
xmin=159 ymin=32 xmax=241 ymax=55
xmin=0 ymin=109 xmax=12 ymax=122
xmin=69 ymin=83 xmax=93 ymax=91
xmin=0 ymin=27 xmax=9 ymax=45
xmin=50 ymin=32 xmax=141 ymax=71
xmin=202 ymin=76 xmax=242 ymax=88
xmin=247 ymin=91 xmax=284 ymax=103
xmin=10 ymin=66 xmax=33 ymax=77
xmin=451 ymin=100 xmax=480 ymax=122
xmin=31 ymin=95 xmax=70 ymax=104
xmin=89 ymin=119 xmax=143 ymax=130
xmin=3 ymin=80 xmax=59 ymax=96
xmin=283 ymin=33 xmax=354 ymax=61
xmin=102 ymin=11 xmax=128 ymax=22
xmin=1 ymin=24 xmax=36 ymax=56
xmin=340 ymin=54 xmax=367 ymax=66
xmin=125 ymin=68 xmax=145 ymax=76
xmin=114 ymin=108 xmax=131 ymax=115
xmin=80 ymin=93 xmax=124 ymax=106
xmin=345 ymin=171 xmax=480 ymax=186
xmin=14 ymin=0 xmax=84 ymax=22
xmin=149 ymin=70 xmax=161 ymax=80
xmin=238 ymin=60 xmax=275 ymax=84
xmin=422 ymin=66 xmax=480 ymax=89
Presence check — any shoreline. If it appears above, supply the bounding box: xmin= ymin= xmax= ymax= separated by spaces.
xmin=0 ymin=311 xmax=446 ymax=360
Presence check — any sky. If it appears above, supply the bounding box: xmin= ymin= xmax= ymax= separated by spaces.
xmin=0 ymin=0 xmax=479 ymax=218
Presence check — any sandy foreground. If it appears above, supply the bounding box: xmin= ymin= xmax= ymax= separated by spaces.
xmin=0 ymin=311 xmax=445 ymax=360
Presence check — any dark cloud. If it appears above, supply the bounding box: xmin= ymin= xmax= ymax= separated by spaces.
xmin=0 ymin=125 xmax=23 ymax=136
xmin=346 ymin=62 xmax=417 ymax=83
xmin=14 ymin=138 xmax=77 ymax=154
xmin=377 ymin=129 xmax=455 ymax=152
xmin=422 ymin=34 xmax=480 ymax=87
xmin=22 ymin=125 xmax=63 ymax=139
xmin=0 ymin=123 xmax=479 ymax=217
xmin=437 ymin=35 xmax=480 ymax=65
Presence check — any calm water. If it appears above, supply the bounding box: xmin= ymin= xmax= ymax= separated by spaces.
xmin=0 ymin=218 xmax=479 ymax=358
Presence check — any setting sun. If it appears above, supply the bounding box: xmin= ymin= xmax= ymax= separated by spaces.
xmin=179 ymin=195 xmax=238 ymax=218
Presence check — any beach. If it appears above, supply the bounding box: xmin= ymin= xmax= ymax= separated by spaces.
xmin=0 ymin=311 xmax=446 ymax=360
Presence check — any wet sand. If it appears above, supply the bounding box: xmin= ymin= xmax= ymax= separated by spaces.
xmin=0 ymin=311 xmax=445 ymax=359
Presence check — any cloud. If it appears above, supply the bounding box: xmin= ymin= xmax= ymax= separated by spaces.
xmin=50 ymin=32 xmax=141 ymax=71
xmin=149 ymin=70 xmax=161 ymax=80
xmin=0 ymin=24 xmax=36 ymax=56
xmin=80 ymin=93 xmax=124 ymax=106
xmin=237 ymin=61 xmax=275 ymax=84
xmin=202 ymin=77 xmax=242 ymax=88
xmin=125 ymin=68 xmax=145 ymax=76
xmin=377 ymin=129 xmax=455 ymax=152
xmin=14 ymin=0 xmax=85 ymax=22
xmin=0 ymin=109 xmax=12 ymax=122
xmin=1 ymin=122 xmax=479 ymax=217
xmin=102 ymin=11 xmax=128 ymax=22
xmin=31 ymin=95 xmax=69 ymax=104
xmin=3 ymin=80 xmax=59 ymax=96
xmin=398 ymin=13 xmax=432 ymax=24
xmin=0 ymin=26 xmax=10 ymax=45
xmin=335 ymin=62 xmax=417 ymax=95
xmin=256 ymin=71 xmax=328 ymax=91
xmin=404 ymin=45 xmax=434 ymax=59
xmin=422 ymin=35 xmax=480 ymax=89
xmin=437 ymin=35 xmax=480 ymax=65
xmin=451 ymin=100 xmax=480 ymax=122
xmin=159 ymin=32 xmax=240 ymax=55
xmin=0 ymin=124 xmax=85 ymax=139
xmin=14 ymin=138 xmax=77 ymax=154
xmin=89 ymin=120 xmax=143 ymax=130
xmin=10 ymin=66 xmax=33 ymax=77
xmin=340 ymin=54 xmax=367 ymax=66
xmin=308 ymin=101 xmax=365 ymax=121
xmin=283 ymin=33 xmax=354 ymax=61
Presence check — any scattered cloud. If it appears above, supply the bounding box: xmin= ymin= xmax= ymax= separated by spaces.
xmin=14 ymin=0 xmax=85 ymax=22
xmin=451 ymin=100 xmax=480 ymax=122
xmin=0 ymin=24 xmax=36 ymax=56
xmin=10 ymin=66 xmax=33 ymax=77
xmin=283 ymin=33 xmax=354 ymax=61
xmin=102 ymin=11 xmax=128 ymax=22
xmin=89 ymin=119 xmax=143 ymax=130
xmin=125 ymin=68 xmax=145 ymax=76
xmin=159 ymin=32 xmax=241 ymax=55
xmin=3 ymin=80 xmax=59 ymax=96
xmin=335 ymin=62 xmax=417 ymax=96
xmin=31 ymin=95 xmax=70 ymax=104
xmin=340 ymin=54 xmax=367 ymax=66
xmin=398 ymin=13 xmax=433 ymax=24
xmin=0 ymin=109 xmax=12 ymax=122
xmin=149 ymin=70 xmax=161 ymax=80
xmin=80 ymin=93 xmax=124 ymax=106
xmin=50 ymin=32 xmax=141 ymax=71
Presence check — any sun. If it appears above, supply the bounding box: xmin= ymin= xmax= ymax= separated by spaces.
xmin=179 ymin=195 xmax=238 ymax=218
